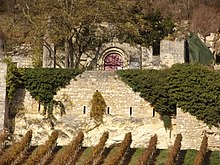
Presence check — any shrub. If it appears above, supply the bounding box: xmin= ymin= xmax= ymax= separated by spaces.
xmin=90 ymin=90 xmax=107 ymax=123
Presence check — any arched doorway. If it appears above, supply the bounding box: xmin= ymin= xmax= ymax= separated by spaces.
xmin=104 ymin=53 xmax=123 ymax=71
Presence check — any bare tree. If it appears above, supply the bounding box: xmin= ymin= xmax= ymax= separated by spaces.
xmin=189 ymin=4 xmax=220 ymax=36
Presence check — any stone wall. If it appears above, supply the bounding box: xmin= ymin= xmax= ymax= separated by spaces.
xmin=14 ymin=71 xmax=155 ymax=117
xmin=11 ymin=56 xmax=33 ymax=68
xmin=54 ymin=71 xmax=154 ymax=117
xmin=160 ymin=39 xmax=185 ymax=67
xmin=0 ymin=63 xmax=7 ymax=130
xmin=13 ymin=71 xmax=177 ymax=148
xmin=9 ymin=71 xmax=220 ymax=150
xmin=176 ymin=108 xmax=220 ymax=151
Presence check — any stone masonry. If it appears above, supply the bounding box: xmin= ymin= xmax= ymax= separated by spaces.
xmin=54 ymin=71 xmax=154 ymax=117
xmin=160 ymin=39 xmax=185 ymax=67
xmin=16 ymin=71 xmax=154 ymax=118
xmin=177 ymin=108 xmax=220 ymax=151
xmin=13 ymin=71 xmax=177 ymax=148
xmin=11 ymin=71 xmax=220 ymax=150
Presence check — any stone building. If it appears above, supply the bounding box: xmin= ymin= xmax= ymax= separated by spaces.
xmin=42 ymin=39 xmax=185 ymax=70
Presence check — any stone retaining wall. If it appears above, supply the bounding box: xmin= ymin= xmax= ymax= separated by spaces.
xmin=176 ymin=108 xmax=220 ymax=151
xmin=9 ymin=71 xmax=220 ymax=150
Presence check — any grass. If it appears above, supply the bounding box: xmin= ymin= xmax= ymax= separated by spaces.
xmin=76 ymin=147 xmax=93 ymax=165
xmin=18 ymin=146 xmax=220 ymax=164
xmin=182 ymin=149 xmax=197 ymax=165
xmin=129 ymin=148 xmax=145 ymax=165
xmin=209 ymin=151 xmax=220 ymax=165
xmin=72 ymin=147 xmax=220 ymax=165
xmin=103 ymin=147 xmax=118 ymax=165
xmin=155 ymin=149 xmax=169 ymax=165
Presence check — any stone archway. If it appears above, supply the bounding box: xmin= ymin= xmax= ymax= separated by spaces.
xmin=97 ymin=46 xmax=127 ymax=70
xmin=104 ymin=53 xmax=123 ymax=71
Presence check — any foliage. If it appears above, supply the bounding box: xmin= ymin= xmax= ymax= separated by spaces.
xmin=162 ymin=115 xmax=172 ymax=130
xmin=2 ymin=0 xmax=119 ymax=69
xmin=23 ymin=68 xmax=83 ymax=117
xmin=167 ymin=64 xmax=220 ymax=127
xmin=4 ymin=62 xmax=83 ymax=118
xmin=0 ymin=130 xmax=32 ymax=165
xmin=0 ymin=0 xmax=175 ymax=69
xmin=117 ymin=5 xmax=175 ymax=48
xmin=0 ymin=129 xmax=9 ymax=151
xmin=3 ymin=58 xmax=24 ymax=102
xmin=105 ymin=132 xmax=132 ymax=165
xmin=117 ymin=64 xmax=220 ymax=127
xmin=25 ymin=130 xmax=59 ymax=165
xmin=117 ymin=69 xmax=176 ymax=116
xmin=90 ymin=90 xmax=107 ymax=123
xmin=85 ymin=131 xmax=109 ymax=165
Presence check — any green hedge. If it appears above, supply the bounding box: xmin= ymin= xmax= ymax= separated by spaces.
xmin=117 ymin=64 xmax=220 ymax=127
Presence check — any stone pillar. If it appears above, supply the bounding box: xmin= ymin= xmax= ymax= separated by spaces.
xmin=160 ymin=40 xmax=185 ymax=67
xmin=0 ymin=63 xmax=7 ymax=130
xmin=141 ymin=46 xmax=154 ymax=69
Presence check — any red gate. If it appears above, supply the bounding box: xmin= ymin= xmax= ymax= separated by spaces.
xmin=104 ymin=53 xmax=123 ymax=71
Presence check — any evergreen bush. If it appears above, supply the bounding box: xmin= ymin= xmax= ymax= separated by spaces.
xmin=90 ymin=90 xmax=107 ymax=123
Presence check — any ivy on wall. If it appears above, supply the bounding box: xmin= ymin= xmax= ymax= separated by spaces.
xmin=166 ymin=64 xmax=220 ymax=127
xmin=23 ymin=68 xmax=83 ymax=118
xmin=117 ymin=64 xmax=220 ymax=127
xmin=5 ymin=58 xmax=83 ymax=118
xmin=23 ymin=68 xmax=82 ymax=103
xmin=116 ymin=68 xmax=175 ymax=129
xmin=5 ymin=59 xmax=220 ymax=127
xmin=4 ymin=58 xmax=24 ymax=102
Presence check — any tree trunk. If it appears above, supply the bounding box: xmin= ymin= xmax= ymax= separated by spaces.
xmin=65 ymin=41 xmax=70 ymax=68
xmin=65 ymin=38 xmax=74 ymax=68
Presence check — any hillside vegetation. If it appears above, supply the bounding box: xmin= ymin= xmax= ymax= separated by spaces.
xmin=1 ymin=0 xmax=220 ymax=68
